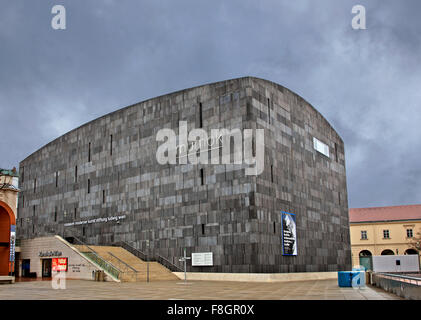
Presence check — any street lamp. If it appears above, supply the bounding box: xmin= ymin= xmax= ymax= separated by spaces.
xmin=179 ymin=248 xmax=191 ymax=283
xmin=146 ymin=240 xmax=150 ymax=283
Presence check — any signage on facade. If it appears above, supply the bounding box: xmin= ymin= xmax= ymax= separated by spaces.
xmin=64 ymin=214 xmax=126 ymax=227
xmin=9 ymin=225 xmax=16 ymax=262
xmin=192 ymin=252 xmax=213 ymax=266
xmin=281 ymin=211 xmax=297 ymax=256
xmin=52 ymin=257 xmax=68 ymax=272
xmin=39 ymin=250 xmax=62 ymax=257
xmin=69 ymin=263 xmax=86 ymax=273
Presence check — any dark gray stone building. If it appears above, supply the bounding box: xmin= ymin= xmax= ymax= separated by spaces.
xmin=18 ymin=77 xmax=351 ymax=273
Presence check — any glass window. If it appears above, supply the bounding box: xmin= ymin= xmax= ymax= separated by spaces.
xmin=407 ymin=229 xmax=413 ymax=238
xmin=383 ymin=230 xmax=390 ymax=239
xmin=361 ymin=230 xmax=367 ymax=240
xmin=313 ymin=137 xmax=330 ymax=158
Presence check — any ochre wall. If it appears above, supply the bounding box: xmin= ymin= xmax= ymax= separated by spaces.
xmin=0 ymin=174 xmax=18 ymax=275
xmin=350 ymin=220 xmax=421 ymax=267
xmin=0 ymin=201 xmax=16 ymax=275
xmin=0 ymin=175 xmax=18 ymax=220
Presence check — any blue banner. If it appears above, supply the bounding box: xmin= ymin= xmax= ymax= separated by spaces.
xmin=9 ymin=225 xmax=16 ymax=262
xmin=281 ymin=212 xmax=297 ymax=256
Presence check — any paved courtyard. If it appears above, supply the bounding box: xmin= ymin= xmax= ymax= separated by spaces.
xmin=0 ymin=279 xmax=401 ymax=300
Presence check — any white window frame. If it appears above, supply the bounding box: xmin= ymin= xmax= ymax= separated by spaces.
xmin=313 ymin=137 xmax=330 ymax=158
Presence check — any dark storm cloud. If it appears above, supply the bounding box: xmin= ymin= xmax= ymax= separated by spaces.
xmin=1 ymin=0 xmax=420 ymax=208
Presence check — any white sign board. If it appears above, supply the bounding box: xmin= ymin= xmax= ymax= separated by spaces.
xmin=192 ymin=252 xmax=213 ymax=266
xmin=372 ymin=255 xmax=420 ymax=273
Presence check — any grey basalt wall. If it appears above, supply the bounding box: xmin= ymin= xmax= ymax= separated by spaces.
xmin=18 ymin=77 xmax=351 ymax=273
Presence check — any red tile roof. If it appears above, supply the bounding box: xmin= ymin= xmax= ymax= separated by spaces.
xmin=349 ymin=204 xmax=421 ymax=223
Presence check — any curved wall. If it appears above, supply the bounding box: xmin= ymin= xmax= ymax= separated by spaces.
xmin=18 ymin=77 xmax=351 ymax=272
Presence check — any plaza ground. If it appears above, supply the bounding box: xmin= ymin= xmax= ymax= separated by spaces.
xmin=0 ymin=278 xmax=402 ymax=300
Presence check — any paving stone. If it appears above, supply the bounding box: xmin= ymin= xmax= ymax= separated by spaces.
xmin=0 ymin=279 xmax=402 ymax=300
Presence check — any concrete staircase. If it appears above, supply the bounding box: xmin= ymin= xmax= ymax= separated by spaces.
xmin=0 ymin=276 xmax=14 ymax=284
xmin=73 ymin=245 xmax=178 ymax=282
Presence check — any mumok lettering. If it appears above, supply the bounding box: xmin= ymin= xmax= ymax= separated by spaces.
xmin=156 ymin=122 xmax=264 ymax=176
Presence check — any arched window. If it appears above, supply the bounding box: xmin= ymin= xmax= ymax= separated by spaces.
xmin=359 ymin=250 xmax=372 ymax=257
xmin=359 ymin=250 xmax=373 ymax=271
xmin=381 ymin=249 xmax=394 ymax=255
xmin=405 ymin=248 xmax=418 ymax=255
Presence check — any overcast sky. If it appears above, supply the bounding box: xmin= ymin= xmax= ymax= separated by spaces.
xmin=1 ymin=1 xmax=420 ymax=208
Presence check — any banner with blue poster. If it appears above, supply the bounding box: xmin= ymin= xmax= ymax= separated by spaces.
xmin=9 ymin=225 xmax=16 ymax=262
xmin=281 ymin=212 xmax=297 ymax=256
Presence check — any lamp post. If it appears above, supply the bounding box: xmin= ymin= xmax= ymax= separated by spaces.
xmin=146 ymin=240 xmax=150 ymax=283
xmin=179 ymin=248 xmax=191 ymax=283
xmin=62 ymin=211 xmax=67 ymax=239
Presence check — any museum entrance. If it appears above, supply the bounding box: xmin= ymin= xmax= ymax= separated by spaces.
xmin=21 ymin=259 xmax=30 ymax=277
xmin=42 ymin=259 xmax=52 ymax=278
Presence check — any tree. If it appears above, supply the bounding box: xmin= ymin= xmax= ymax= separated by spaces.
xmin=408 ymin=228 xmax=421 ymax=252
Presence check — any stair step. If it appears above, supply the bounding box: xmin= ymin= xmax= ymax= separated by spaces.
xmin=73 ymin=244 xmax=178 ymax=282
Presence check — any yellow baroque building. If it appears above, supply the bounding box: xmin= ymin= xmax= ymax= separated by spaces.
xmin=349 ymin=204 xmax=421 ymax=270
xmin=0 ymin=168 xmax=19 ymax=277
